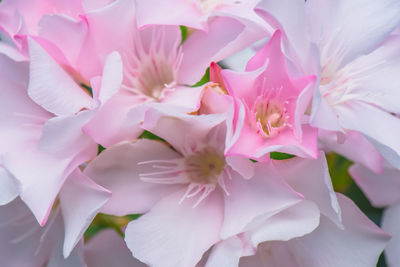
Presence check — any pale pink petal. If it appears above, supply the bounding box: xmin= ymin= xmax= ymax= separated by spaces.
xmin=256 ymin=0 xmax=309 ymax=64
xmin=310 ymin=93 xmax=343 ymax=132
xmin=286 ymin=194 xmax=390 ymax=267
xmin=0 ymin=165 xmax=20 ymax=205
xmin=85 ymin=229 xmax=146 ymax=267
xmin=3 ymin=152 xmax=71 ymax=225
xmin=338 ymin=35 xmax=400 ymax=114
xmin=273 ymin=152 xmax=342 ymax=227
xmin=335 ymin=101 xmax=400 ymax=163
xmin=135 ymin=0 xmax=203 ymax=30
xmin=0 ymin=54 xmax=50 ymax=153
xmin=82 ymin=0 xmax=136 ymax=78
xmin=83 ymin=90 xmax=145 ymax=147
xmin=142 ymin=106 xmax=227 ymax=154
xmin=225 ymin=156 xmax=254 ymax=180
xmin=382 ymin=202 xmax=400 ymax=267
xmin=239 ymin=242 xmax=297 ymax=267
xmin=205 ymin=236 xmax=243 ymax=267
xmin=199 ymin=84 xmax=233 ymax=115
xmin=59 ymin=169 xmax=111 ymax=257
xmin=38 ymin=110 xmax=96 ymax=157
xmin=161 ymin=86 xmax=204 ymax=113
xmin=47 ymin=240 xmax=86 ymax=267
xmin=27 ymin=37 xmax=93 ymax=115
xmin=0 ymin=198 xmax=54 ymax=267
xmin=125 ymin=189 xmax=224 ymax=267
xmin=82 ymin=0 xmax=114 ymax=11
xmin=3 ymin=142 xmax=96 ymax=226
xmin=220 ymin=162 xmax=303 ymax=239
xmin=247 ymin=200 xmax=320 ymax=247
xmin=319 ymin=130 xmax=383 ymax=174
xmin=38 ymin=14 xmax=88 ymax=68
xmin=97 ymin=51 xmax=123 ymax=104
xmin=179 ymin=17 xmax=245 ymax=85
xmin=350 ymin=164 xmax=400 ymax=207
xmin=84 ymin=139 xmax=183 ymax=216
xmin=306 ymin=0 xmax=400 ymax=66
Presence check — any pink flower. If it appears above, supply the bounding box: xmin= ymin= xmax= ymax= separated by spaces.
xmin=84 ymin=107 xmax=304 ymax=267
xmin=255 ymin=0 xmax=400 ymax=169
xmin=222 ymin=31 xmax=317 ymax=160
xmin=81 ymin=0 xmax=247 ymax=147
xmin=205 ymin=156 xmax=390 ymax=267
xmin=0 ymin=39 xmax=118 ymax=233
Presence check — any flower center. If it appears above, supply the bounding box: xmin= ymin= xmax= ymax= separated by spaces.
xmin=133 ymin=56 xmax=176 ymax=99
xmin=125 ymin=27 xmax=182 ymax=101
xmin=184 ymin=147 xmax=226 ymax=184
xmin=250 ymin=97 xmax=289 ymax=138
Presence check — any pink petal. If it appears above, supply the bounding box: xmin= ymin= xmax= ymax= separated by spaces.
xmin=246 ymin=200 xmax=320 ymax=247
xmin=205 ymin=236 xmax=243 ymax=267
xmin=84 ymin=90 xmax=145 ymax=147
xmin=335 ymin=100 xmax=400 ymax=164
xmin=179 ymin=17 xmax=245 ymax=85
xmin=125 ymin=189 xmax=224 ymax=267
xmin=27 ymin=37 xmax=93 ymax=116
xmin=84 ymin=139 xmax=183 ymax=216
xmin=306 ymin=0 xmax=400 ymax=66
xmin=85 ymin=229 xmax=146 ymax=267
xmin=0 ymin=165 xmax=20 ymax=205
xmin=225 ymin=156 xmax=255 ymax=180
xmin=339 ymin=35 xmax=400 ymax=114
xmin=0 ymin=54 xmax=50 ymax=153
xmin=350 ymin=164 xmax=400 ymax=207
xmin=3 ymin=143 xmax=96 ymax=226
xmin=96 ymin=51 xmax=123 ymax=104
xmin=286 ymin=194 xmax=390 ymax=267
xmin=38 ymin=110 xmax=96 ymax=157
xmin=273 ymin=152 xmax=342 ymax=227
xmin=38 ymin=14 xmax=88 ymax=68
xmin=319 ymin=130 xmax=383 ymax=174
xmin=142 ymin=106 xmax=227 ymax=154
xmin=82 ymin=0 xmax=136 ymax=78
xmin=382 ymin=202 xmax=400 ymax=267
xmin=161 ymin=86 xmax=204 ymax=113
xmin=221 ymin=162 xmax=303 ymax=239
xmin=59 ymin=169 xmax=111 ymax=257
xmin=135 ymin=0 xmax=203 ymax=30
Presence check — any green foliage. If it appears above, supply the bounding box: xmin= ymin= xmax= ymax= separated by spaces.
xmin=180 ymin=26 xmax=188 ymax=43
xmin=97 ymin=145 xmax=106 ymax=155
xmin=80 ymin=83 xmax=93 ymax=97
xmin=270 ymin=152 xmax=295 ymax=160
xmin=192 ymin=67 xmax=210 ymax=87
xmin=139 ymin=130 xmax=165 ymax=142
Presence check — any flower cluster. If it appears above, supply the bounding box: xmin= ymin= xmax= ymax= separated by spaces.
xmin=1 ymin=0 xmax=400 ymax=266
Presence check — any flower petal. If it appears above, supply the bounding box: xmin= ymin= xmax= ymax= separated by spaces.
xmin=84 ymin=139 xmax=183 ymax=216
xmin=59 ymin=169 xmax=111 ymax=258
xmin=125 ymin=189 xmax=224 ymax=267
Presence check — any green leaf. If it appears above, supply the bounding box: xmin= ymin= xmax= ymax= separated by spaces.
xmin=192 ymin=67 xmax=210 ymax=87
xmin=138 ymin=130 xmax=165 ymax=142
xmin=180 ymin=26 xmax=189 ymax=43
xmin=270 ymin=152 xmax=295 ymax=160
xmin=97 ymin=145 xmax=106 ymax=155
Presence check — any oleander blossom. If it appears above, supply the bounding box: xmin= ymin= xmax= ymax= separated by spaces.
xmin=81 ymin=0 xmax=247 ymax=147
xmin=83 ymin=107 xmax=313 ymax=267
xmin=222 ymin=31 xmax=317 ymax=160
